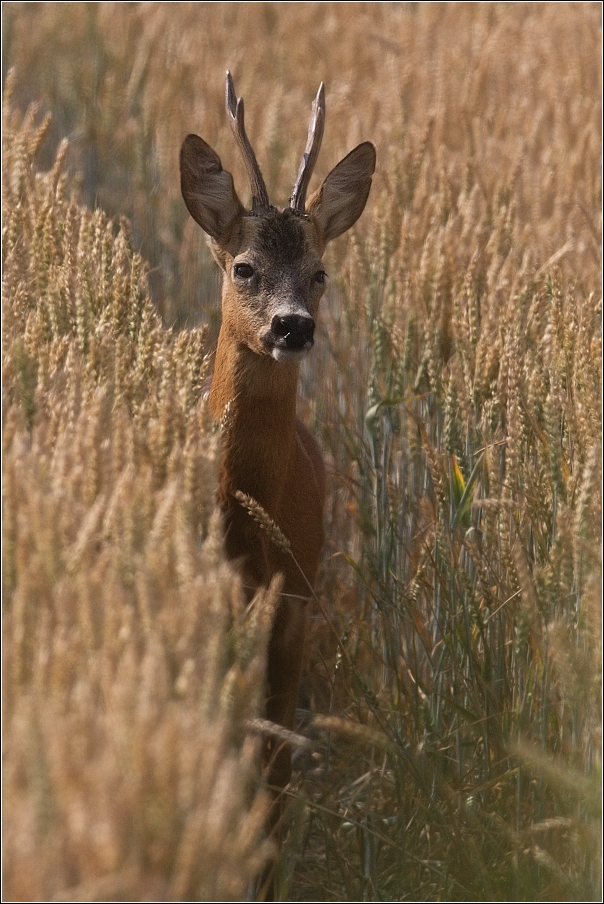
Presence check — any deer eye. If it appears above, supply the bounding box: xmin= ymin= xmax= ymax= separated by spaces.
xmin=314 ymin=270 xmax=327 ymax=285
xmin=234 ymin=262 xmax=254 ymax=280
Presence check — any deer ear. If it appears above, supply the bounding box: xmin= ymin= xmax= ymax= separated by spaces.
xmin=307 ymin=142 xmax=376 ymax=244
xmin=180 ymin=134 xmax=244 ymax=243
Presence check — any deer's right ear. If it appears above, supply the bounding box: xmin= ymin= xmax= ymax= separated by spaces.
xmin=307 ymin=142 xmax=376 ymax=245
xmin=180 ymin=134 xmax=244 ymax=243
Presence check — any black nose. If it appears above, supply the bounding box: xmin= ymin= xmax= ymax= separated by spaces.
xmin=271 ymin=315 xmax=315 ymax=351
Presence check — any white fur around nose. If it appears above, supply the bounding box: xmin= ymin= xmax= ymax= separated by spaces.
xmin=271 ymin=345 xmax=311 ymax=363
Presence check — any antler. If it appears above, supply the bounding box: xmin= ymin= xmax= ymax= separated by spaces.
xmin=290 ymin=82 xmax=325 ymax=213
xmin=226 ymin=71 xmax=270 ymax=213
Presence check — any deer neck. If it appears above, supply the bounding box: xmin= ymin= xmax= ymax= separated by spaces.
xmin=209 ymin=322 xmax=300 ymax=515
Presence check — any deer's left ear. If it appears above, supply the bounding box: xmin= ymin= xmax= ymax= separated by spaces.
xmin=307 ymin=142 xmax=376 ymax=244
xmin=180 ymin=133 xmax=244 ymax=244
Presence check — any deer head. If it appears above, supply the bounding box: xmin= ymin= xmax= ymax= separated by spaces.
xmin=180 ymin=72 xmax=376 ymax=363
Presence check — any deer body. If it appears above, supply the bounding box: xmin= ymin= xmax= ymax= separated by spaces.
xmin=181 ymin=73 xmax=375 ymax=794
xmin=210 ymin=300 xmax=326 ymax=780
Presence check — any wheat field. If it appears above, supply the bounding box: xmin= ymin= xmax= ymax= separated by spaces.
xmin=2 ymin=3 xmax=601 ymax=901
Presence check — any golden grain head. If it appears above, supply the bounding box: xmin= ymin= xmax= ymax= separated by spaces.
xmin=234 ymin=490 xmax=292 ymax=555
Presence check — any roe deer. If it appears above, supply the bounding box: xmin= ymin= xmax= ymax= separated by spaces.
xmin=180 ymin=72 xmax=375 ymax=807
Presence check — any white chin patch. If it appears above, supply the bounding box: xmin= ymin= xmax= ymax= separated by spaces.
xmin=270 ymin=347 xmax=309 ymax=363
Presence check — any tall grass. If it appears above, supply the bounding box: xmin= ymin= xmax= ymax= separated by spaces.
xmin=3 ymin=2 xmax=602 ymax=901
xmin=2 ymin=77 xmax=276 ymax=902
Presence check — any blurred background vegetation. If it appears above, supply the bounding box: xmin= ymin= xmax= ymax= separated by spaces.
xmin=3 ymin=2 xmax=601 ymax=900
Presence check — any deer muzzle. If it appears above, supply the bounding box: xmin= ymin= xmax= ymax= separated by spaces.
xmin=269 ymin=314 xmax=315 ymax=354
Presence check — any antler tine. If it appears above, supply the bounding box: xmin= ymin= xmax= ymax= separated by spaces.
xmin=226 ymin=71 xmax=270 ymax=213
xmin=290 ymin=82 xmax=326 ymax=213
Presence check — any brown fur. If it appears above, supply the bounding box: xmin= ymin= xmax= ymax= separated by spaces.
xmin=180 ymin=106 xmax=375 ymax=809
